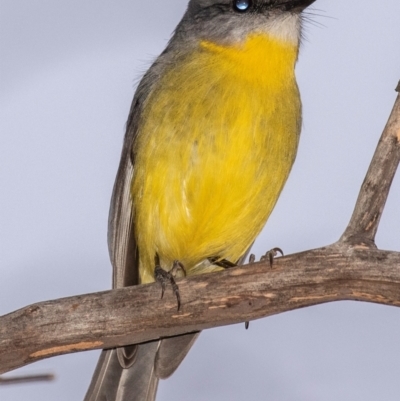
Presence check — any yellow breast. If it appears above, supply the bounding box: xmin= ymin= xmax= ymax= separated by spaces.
xmin=132 ymin=34 xmax=302 ymax=283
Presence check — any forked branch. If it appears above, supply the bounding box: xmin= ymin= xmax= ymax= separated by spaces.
xmin=0 ymin=82 xmax=399 ymax=375
xmin=341 ymin=82 xmax=400 ymax=246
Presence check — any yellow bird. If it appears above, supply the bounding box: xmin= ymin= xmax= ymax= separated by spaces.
xmin=85 ymin=0 xmax=315 ymax=400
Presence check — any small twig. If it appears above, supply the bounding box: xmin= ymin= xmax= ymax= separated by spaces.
xmin=0 ymin=373 xmax=54 ymax=385
xmin=340 ymin=84 xmax=400 ymax=246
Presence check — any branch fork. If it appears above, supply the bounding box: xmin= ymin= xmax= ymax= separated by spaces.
xmin=1 ymin=82 xmax=399 ymax=375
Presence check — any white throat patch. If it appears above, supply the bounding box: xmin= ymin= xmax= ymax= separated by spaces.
xmin=264 ymin=13 xmax=302 ymax=45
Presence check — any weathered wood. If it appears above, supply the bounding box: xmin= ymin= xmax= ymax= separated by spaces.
xmin=1 ymin=83 xmax=399 ymax=376
xmin=341 ymin=87 xmax=400 ymax=246
xmin=1 ymin=245 xmax=400 ymax=374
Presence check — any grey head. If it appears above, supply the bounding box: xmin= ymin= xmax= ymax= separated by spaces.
xmin=168 ymin=0 xmax=317 ymax=49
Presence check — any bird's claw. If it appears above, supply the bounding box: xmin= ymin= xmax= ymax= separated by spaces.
xmin=154 ymin=255 xmax=186 ymax=311
xmin=260 ymin=247 xmax=284 ymax=268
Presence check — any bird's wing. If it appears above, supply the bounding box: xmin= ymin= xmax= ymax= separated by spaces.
xmin=108 ymin=97 xmax=142 ymax=291
xmin=85 ymin=84 xmax=200 ymax=400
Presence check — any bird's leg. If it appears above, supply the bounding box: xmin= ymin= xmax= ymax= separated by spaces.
xmin=154 ymin=254 xmax=185 ymax=311
xmin=260 ymin=247 xmax=284 ymax=268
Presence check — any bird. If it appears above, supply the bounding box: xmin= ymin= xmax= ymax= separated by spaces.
xmin=84 ymin=0 xmax=316 ymax=400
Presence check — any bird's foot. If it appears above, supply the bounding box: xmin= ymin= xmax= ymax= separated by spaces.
xmin=260 ymin=247 xmax=284 ymax=268
xmin=154 ymin=254 xmax=186 ymax=311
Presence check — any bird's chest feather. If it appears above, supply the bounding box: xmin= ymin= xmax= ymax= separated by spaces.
xmin=132 ymin=34 xmax=301 ymax=282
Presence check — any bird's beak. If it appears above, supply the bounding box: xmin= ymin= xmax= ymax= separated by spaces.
xmin=272 ymin=0 xmax=316 ymax=12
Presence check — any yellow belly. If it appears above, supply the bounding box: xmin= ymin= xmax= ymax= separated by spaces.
xmin=132 ymin=34 xmax=301 ymax=283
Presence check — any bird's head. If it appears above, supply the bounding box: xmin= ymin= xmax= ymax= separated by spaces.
xmin=172 ymin=0 xmax=317 ymax=48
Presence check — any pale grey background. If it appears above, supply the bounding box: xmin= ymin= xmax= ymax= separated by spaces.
xmin=1 ymin=0 xmax=400 ymax=400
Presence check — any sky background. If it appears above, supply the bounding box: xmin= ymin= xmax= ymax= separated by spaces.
xmin=1 ymin=0 xmax=400 ymax=400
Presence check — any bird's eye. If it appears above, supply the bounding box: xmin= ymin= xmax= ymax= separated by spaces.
xmin=233 ymin=0 xmax=252 ymax=12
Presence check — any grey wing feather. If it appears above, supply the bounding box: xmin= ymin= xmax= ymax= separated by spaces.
xmin=108 ymin=97 xmax=142 ymax=290
xmin=85 ymin=63 xmax=202 ymax=400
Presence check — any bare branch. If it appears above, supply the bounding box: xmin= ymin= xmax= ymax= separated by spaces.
xmin=340 ymin=85 xmax=400 ymax=246
xmin=1 ymin=246 xmax=399 ymax=375
xmin=1 ymin=81 xmax=399 ymax=377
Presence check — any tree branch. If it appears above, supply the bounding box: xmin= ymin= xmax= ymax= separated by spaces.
xmin=0 ymin=246 xmax=399 ymax=375
xmin=0 ymin=374 xmax=54 ymax=385
xmin=341 ymin=83 xmax=400 ymax=246
xmin=1 ymin=82 xmax=399 ymax=375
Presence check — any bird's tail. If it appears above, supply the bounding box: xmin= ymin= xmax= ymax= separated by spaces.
xmin=84 ymin=333 xmax=199 ymax=401
xmin=84 ymin=343 xmax=159 ymax=401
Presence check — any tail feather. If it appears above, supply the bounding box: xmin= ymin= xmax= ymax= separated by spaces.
xmin=155 ymin=333 xmax=200 ymax=379
xmin=84 ymin=343 xmax=159 ymax=401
